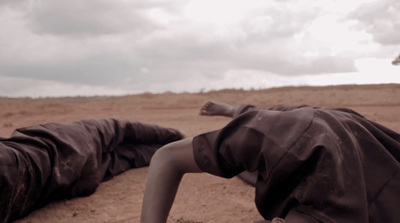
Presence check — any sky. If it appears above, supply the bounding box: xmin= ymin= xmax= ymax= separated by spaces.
xmin=0 ymin=0 xmax=399 ymax=98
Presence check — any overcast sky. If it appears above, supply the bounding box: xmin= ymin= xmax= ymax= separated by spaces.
xmin=0 ymin=0 xmax=399 ymax=97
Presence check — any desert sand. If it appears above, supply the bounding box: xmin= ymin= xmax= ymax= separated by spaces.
xmin=1 ymin=84 xmax=399 ymax=223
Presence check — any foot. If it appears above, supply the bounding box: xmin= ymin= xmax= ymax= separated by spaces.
xmin=199 ymin=101 xmax=235 ymax=117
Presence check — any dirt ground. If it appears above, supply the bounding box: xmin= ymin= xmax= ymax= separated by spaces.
xmin=1 ymin=84 xmax=399 ymax=223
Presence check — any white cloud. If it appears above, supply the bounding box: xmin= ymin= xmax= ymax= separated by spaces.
xmin=183 ymin=0 xmax=275 ymax=25
xmin=25 ymin=0 xmax=171 ymax=37
xmin=307 ymin=15 xmax=377 ymax=55
xmin=0 ymin=0 xmax=399 ymax=98
xmin=349 ymin=0 xmax=400 ymax=45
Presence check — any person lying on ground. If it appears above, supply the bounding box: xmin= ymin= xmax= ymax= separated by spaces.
xmin=0 ymin=119 xmax=183 ymax=223
xmin=141 ymin=101 xmax=400 ymax=223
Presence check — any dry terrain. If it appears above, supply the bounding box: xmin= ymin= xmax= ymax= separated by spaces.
xmin=1 ymin=84 xmax=399 ymax=223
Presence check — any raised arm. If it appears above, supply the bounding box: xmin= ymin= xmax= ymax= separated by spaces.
xmin=141 ymin=137 xmax=202 ymax=223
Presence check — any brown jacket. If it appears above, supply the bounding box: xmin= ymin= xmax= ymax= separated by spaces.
xmin=193 ymin=104 xmax=400 ymax=223
xmin=0 ymin=119 xmax=183 ymax=223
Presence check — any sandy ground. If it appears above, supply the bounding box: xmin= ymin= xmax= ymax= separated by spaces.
xmin=1 ymin=84 xmax=400 ymax=223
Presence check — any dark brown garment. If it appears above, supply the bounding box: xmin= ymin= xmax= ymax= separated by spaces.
xmin=193 ymin=105 xmax=400 ymax=223
xmin=0 ymin=119 xmax=183 ymax=223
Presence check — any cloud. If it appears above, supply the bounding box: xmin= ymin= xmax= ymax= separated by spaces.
xmin=349 ymin=0 xmax=400 ymax=45
xmin=26 ymin=0 xmax=182 ymax=37
xmin=0 ymin=0 xmax=25 ymax=7
xmin=0 ymin=8 xmax=138 ymax=85
xmin=0 ymin=55 xmax=137 ymax=85
xmin=0 ymin=0 xmax=397 ymax=97
xmin=131 ymin=2 xmax=358 ymax=77
xmin=0 ymin=0 xmax=358 ymax=91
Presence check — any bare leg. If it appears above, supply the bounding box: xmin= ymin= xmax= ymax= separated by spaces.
xmin=141 ymin=138 xmax=202 ymax=223
xmin=199 ymin=101 xmax=237 ymax=117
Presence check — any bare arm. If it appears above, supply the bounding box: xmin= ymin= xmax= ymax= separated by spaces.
xmin=141 ymin=137 xmax=202 ymax=223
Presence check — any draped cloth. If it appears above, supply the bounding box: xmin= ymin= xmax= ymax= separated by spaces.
xmin=193 ymin=104 xmax=400 ymax=223
xmin=0 ymin=119 xmax=183 ymax=223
